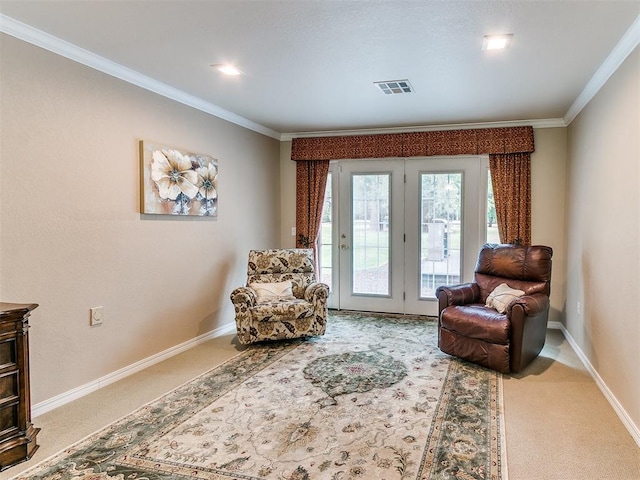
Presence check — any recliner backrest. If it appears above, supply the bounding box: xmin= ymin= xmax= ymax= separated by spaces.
xmin=474 ymin=243 xmax=553 ymax=302
xmin=246 ymin=249 xmax=316 ymax=298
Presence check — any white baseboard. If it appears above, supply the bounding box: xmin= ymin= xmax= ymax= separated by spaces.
xmin=32 ymin=322 xmax=237 ymax=418
xmin=555 ymin=323 xmax=640 ymax=448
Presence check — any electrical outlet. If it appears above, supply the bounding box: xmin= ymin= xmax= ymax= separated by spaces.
xmin=291 ymin=226 xmax=296 ymax=237
xmin=90 ymin=306 xmax=104 ymax=326
xmin=576 ymin=301 xmax=582 ymax=316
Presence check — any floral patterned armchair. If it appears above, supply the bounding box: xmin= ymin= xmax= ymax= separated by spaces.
xmin=230 ymin=249 xmax=329 ymax=344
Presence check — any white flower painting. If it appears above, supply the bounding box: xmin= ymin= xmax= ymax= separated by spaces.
xmin=141 ymin=141 xmax=218 ymax=216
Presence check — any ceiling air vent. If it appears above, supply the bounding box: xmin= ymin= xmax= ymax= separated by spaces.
xmin=374 ymin=79 xmax=414 ymax=95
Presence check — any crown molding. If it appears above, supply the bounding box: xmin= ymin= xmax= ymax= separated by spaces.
xmin=0 ymin=14 xmax=281 ymax=140
xmin=564 ymin=14 xmax=640 ymax=125
xmin=279 ymin=118 xmax=567 ymax=141
xmin=4 ymin=11 xmax=636 ymax=142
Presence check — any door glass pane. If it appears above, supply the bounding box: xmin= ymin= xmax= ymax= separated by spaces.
xmin=352 ymin=173 xmax=390 ymax=295
xmin=486 ymin=170 xmax=500 ymax=243
xmin=420 ymin=173 xmax=462 ymax=298
xmin=319 ymin=175 xmax=332 ymax=290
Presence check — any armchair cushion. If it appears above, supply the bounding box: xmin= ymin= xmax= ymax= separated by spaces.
xmin=250 ymin=298 xmax=314 ymax=322
xmin=249 ymin=280 xmax=295 ymax=303
xmin=486 ymin=283 xmax=525 ymax=313
xmin=440 ymin=305 xmax=510 ymax=344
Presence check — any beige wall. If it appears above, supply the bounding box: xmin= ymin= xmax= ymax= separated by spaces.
xmin=566 ymin=47 xmax=640 ymax=431
xmin=280 ymin=141 xmax=297 ymax=248
xmin=531 ymin=127 xmax=568 ymax=325
xmin=0 ymin=35 xmax=281 ymax=404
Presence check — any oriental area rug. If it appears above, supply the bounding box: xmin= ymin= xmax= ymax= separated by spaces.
xmin=18 ymin=311 xmax=506 ymax=480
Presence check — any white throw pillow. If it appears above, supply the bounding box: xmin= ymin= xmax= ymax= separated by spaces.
xmin=486 ymin=283 xmax=525 ymax=313
xmin=250 ymin=280 xmax=296 ymax=303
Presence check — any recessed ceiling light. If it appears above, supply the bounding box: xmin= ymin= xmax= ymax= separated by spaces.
xmin=482 ymin=34 xmax=513 ymax=51
xmin=211 ymin=63 xmax=243 ymax=76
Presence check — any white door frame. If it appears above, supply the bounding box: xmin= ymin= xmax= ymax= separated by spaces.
xmin=321 ymin=156 xmax=488 ymax=315
xmin=404 ymin=156 xmax=485 ymax=316
xmin=337 ymin=159 xmax=405 ymax=313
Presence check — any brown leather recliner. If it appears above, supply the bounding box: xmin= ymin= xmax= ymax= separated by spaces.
xmin=436 ymin=243 xmax=553 ymax=374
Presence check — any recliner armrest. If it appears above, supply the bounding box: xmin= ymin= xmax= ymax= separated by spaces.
xmin=230 ymin=286 xmax=257 ymax=307
xmin=507 ymin=293 xmax=549 ymax=317
xmin=304 ymin=282 xmax=330 ymax=302
xmin=436 ymin=283 xmax=480 ymax=307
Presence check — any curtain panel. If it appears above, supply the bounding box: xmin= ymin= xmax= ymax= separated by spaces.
xmin=291 ymin=126 xmax=534 ymax=251
xmin=295 ymin=160 xmax=330 ymax=268
xmin=489 ymin=153 xmax=532 ymax=245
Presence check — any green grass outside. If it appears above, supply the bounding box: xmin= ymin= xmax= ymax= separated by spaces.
xmin=320 ymin=222 xmax=502 ymax=271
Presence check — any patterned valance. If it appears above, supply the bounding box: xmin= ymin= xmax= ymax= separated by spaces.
xmin=290 ymin=126 xmax=534 ymax=161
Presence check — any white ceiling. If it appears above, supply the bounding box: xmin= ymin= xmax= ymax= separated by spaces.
xmin=1 ymin=1 xmax=639 ymax=139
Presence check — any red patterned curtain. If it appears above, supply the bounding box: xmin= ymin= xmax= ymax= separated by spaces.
xmin=295 ymin=160 xmax=330 ymax=266
xmin=489 ymin=153 xmax=531 ymax=245
xmin=291 ymin=126 xmax=535 ymax=251
xmin=291 ymin=127 xmax=534 ymax=160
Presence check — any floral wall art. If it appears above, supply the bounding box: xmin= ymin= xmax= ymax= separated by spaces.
xmin=140 ymin=141 xmax=218 ymax=216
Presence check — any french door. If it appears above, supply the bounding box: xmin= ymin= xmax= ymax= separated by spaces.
xmin=319 ymin=157 xmax=486 ymax=316
xmin=337 ymin=160 xmax=405 ymax=313
xmin=404 ymin=158 xmax=483 ymax=315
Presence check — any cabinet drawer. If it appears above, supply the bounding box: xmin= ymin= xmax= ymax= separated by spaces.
xmin=0 ymin=371 xmax=18 ymax=404
xmin=0 ymin=340 xmax=16 ymax=370
xmin=0 ymin=401 xmax=19 ymax=439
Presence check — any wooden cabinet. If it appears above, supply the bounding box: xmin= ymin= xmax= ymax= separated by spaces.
xmin=0 ymin=303 xmax=39 ymax=471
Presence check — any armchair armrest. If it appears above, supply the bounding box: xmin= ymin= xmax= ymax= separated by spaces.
xmin=436 ymin=283 xmax=480 ymax=307
xmin=508 ymin=292 xmax=551 ymax=372
xmin=230 ymin=286 xmax=257 ymax=307
xmin=304 ymin=282 xmax=330 ymax=302
xmin=507 ymin=293 xmax=550 ymax=317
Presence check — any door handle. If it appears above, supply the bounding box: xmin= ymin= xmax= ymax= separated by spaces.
xmin=340 ymin=244 xmax=350 ymax=250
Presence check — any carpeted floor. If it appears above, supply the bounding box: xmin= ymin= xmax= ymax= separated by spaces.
xmin=502 ymin=329 xmax=640 ymax=480
xmin=11 ymin=311 xmax=505 ymax=480
xmin=2 ymin=313 xmax=639 ymax=480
